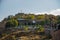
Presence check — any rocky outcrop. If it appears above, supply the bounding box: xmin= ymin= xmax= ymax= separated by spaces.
xmin=0 ymin=21 xmax=7 ymax=32
xmin=52 ymin=30 xmax=60 ymax=40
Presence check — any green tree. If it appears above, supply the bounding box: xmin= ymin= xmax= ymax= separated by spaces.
xmin=5 ymin=19 xmax=18 ymax=28
xmin=36 ymin=25 xmax=44 ymax=32
xmin=37 ymin=15 xmax=45 ymax=20
xmin=24 ymin=26 xmax=29 ymax=31
xmin=57 ymin=15 xmax=60 ymax=24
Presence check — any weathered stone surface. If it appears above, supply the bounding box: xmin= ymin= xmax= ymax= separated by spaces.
xmin=52 ymin=30 xmax=60 ymax=40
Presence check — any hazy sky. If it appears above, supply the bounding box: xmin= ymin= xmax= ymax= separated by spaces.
xmin=0 ymin=0 xmax=60 ymax=21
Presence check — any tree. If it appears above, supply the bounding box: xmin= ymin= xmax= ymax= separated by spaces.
xmin=40 ymin=21 xmax=45 ymax=25
xmin=36 ymin=15 xmax=45 ymax=20
xmin=5 ymin=19 xmax=18 ymax=28
xmin=24 ymin=26 xmax=29 ymax=31
xmin=57 ymin=15 xmax=60 ymax=24
xmin=36 ymin=25 xmax=44 ymax=32
xmin=25 ymin=15 xmax=35 ymax=19
xmin=7 ymin=15 xmax=13 ymax=20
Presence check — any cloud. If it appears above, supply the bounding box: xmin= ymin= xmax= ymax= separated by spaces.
xmin=34 ymin=9 xmax=60 ymax=15
xmin=49 ymin=9 xmax=60 ymax=15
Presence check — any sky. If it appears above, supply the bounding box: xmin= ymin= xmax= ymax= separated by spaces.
xmin=0 ymin=0 xmax=60 ymax=22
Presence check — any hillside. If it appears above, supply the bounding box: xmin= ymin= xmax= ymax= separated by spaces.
xmin=0 ymin=13 xmax=60 ymax=40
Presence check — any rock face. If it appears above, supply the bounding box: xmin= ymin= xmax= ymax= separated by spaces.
xmin=52 ymin=30 xmax=60 ymax=40
xmin=0 ymin=21 xmax=7 ymax=32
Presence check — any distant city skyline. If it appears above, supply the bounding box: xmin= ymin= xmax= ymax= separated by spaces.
xmin=0 ymin=0 xmax=60 ymax=22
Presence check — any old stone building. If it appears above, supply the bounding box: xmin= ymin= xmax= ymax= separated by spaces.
xmin=17 ymin=18 xmax=42 ymax=26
